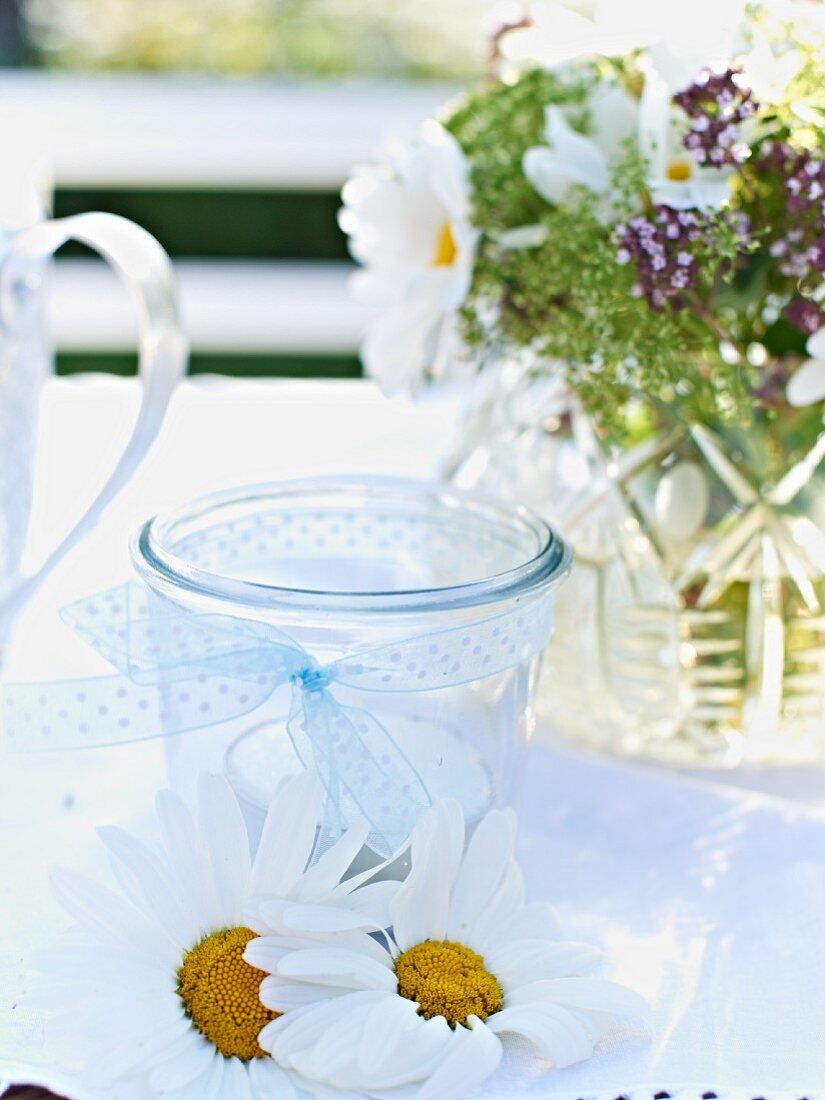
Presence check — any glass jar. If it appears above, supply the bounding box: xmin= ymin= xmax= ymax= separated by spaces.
xmin=130 ymin=477 xmax=571 ymax=855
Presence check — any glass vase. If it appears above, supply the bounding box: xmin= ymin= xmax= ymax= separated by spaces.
xmin=128 ymin=477 xmax=572 ymax=855
xmin=448 ymin=358 xmax=825 ymax=767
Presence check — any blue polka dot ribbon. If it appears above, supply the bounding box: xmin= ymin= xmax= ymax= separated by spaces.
xmin=3 ymin=583 xmax=556 ymax=856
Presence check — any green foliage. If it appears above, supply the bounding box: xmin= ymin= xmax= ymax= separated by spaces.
xmin=446 ymin=69 xmax=594 ymax=233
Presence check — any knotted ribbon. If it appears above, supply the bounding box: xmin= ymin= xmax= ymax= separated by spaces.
xmin=3 ymin=583 xmax=556 ymax=856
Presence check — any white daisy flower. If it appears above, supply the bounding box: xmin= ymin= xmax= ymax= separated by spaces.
xmin=339 ymin=120 xmax=479 ymax=395
xmin=254 ymin=800 xmax=648 ymax=1100
xmin=36 ymin=772 xmax=397 ymax=1100
xmin=523 ymin=84 xmax=638 ymax=216
xmin=640 ymin=46 xmax=733 ymax=212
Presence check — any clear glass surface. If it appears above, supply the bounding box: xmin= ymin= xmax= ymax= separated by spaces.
xmin=449 ymin=358 xmax=825 ymax=767
xmin=131 ymin=477 xmax=571 ymax=840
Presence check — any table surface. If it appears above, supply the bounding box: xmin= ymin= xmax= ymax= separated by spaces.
xmin=3 ymin=376 xmax=825 ymax=1100
xmin=0 ymin=375 xmax=456 ymax=1100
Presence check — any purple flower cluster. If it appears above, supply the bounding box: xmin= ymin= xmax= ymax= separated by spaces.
xmin=757 ymin=142 xmax=825 ymax=284
xmin=616 ymin=207 xmax=704 ymax=310
xmin=617 ymin=207 xmax=751 ymax=312
xmin=783 ymin=297 xmax=825 ymax=336
xmin=673 ymin=68 xmax=757 ymax=169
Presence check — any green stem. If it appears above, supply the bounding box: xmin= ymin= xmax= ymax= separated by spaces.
xmin=738 ymin=164 xmax=768 ymax=223
xmin=681 ymin=289 xmax=745 ymax=355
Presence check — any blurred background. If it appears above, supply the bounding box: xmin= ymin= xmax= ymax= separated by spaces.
xmin=0 ymin=0 xmax=494 ymax=379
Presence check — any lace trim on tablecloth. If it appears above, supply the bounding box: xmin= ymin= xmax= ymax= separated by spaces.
xmin=2 ymin=1070 xmax=823 ymax=1100
xmin=572 ymin=1092 xmax=823 ymax=1100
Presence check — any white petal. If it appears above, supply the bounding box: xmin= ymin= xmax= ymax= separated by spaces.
xmin=243 ymin=933 xmax=293 ymax=975
xmin=341 ymin=165 xmax=421 ymax=250
xmin=524 ymin=108 xmax=609 ymax=204
xmin=638 ymin=63 xmax=670 ymax=181
xmin=391 ymin=800 xmax=465 ymax=951
xmin=156 ymin=788 xmax=217 ymax=935
xmin=149 ymin=1032 xmax=216 ymax=1091
xmin=34 ymin=943 xmax=168 ymax=990
xmin=251 ymin=772 xmax=322 ymax=897
xmin=76 ymin=990 xmax=182 ymax=1062
xmin=447 ymin=808 xmax=516 ymax=942
xmin=465 ymin=860 xmax=525 ymax=949
xmin=428 ymin=249 xmax=476 ymax=312
xmin=144 ymin=1026 xmax=205 ymax=1072
xmin=361 ymin=296 xmax=443 ymax=396
xmin=355 ymin=994 xmax=420 ymax=1077
xmin=288 ymin=1003 xmax=377 ymax=1084
xmin=509 ymin=977 xmax=649 ymax=1020
xmin=545 ymin=108 xmax=607 ymax=190
xmin=424 ymin=124 xmax=471 ymax=218
xmin=248 ymin=1057 xmax=299 ymax=1100
xmin=49 ymin=867 xmax=176 ymax=963
xmin=348 ymin=264 xmax=402 ymax=307
xmin=292 ymin=1001 xmax=456 ymax=1092
xmin=487 ymin=1003 xmax=594 ymax=1067
xmin=416 ymin=1018 xmax=502 ymax=1100
xmin=687 ymin=180 xmax=732 ymax=209
xmin=807 ymin=327 xmax=825 ymax=359
xmin=260 ymin=975 xmax=353 ymax=1013
xmin=221 ymin=1057 xmax=253 ymax=1100
xmin=269 ymin=899 xmax=378 ymax=935
xmin=200 ymin=1053 xmax=225 ymax=1100
xmin=164 ymin=1052 xmax=224 ymax=1100
xmin=523 ymin=148 xmax=574 ymax=206
xmin=276 ymin=947 xmax=396 ymax=991
xmin=650 ymin=178 xmax=730 ymax=210
xmin=494 ymin=224 xmax=549 ymax=249
xmin=787 ymin=358 xmax=825 ymax=407
xmin=97 ymin=825 xmax=195 ymax=949
xmin=589 ymin=83 xmax=639 ymax=162
xmin=500 ymin=6 xmax=605 ymax=67
xmin=477 ymin=900 xmax=561 ymax=952
xmin=282 ymin=900 xmax=379 ymax=933
xmin=292 ymin=816 xmax=369 ymax=901
xmin=365 ymin=1014 xmax=455 ymax=1089
xmin=324 ymin=841 xmax=404 ymax=896
xmin=199 ymin=773 xmax=251 ymax=922
xmin=245 ymin=928 xmax=392 ymax=972
xmin=86 ymin=1011 xmax=193 ymax=1086
xmin=330 ymin=880 xmax=399 ymax=929
xmin=259 ymin=991 xmax=386 ymax=1063
xmin=489 ymin=939 xmax=603 ymax=988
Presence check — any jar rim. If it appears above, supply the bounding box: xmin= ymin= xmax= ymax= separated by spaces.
xmin=131 ymin=476 xmax=572 ymax=615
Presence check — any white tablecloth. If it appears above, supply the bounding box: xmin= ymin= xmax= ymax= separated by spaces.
xmin=2 ymin=377 xmax=825 ymax=1100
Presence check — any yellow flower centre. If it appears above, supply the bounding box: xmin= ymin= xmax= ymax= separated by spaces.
xmin=667 ymin=160 xmax=693 ymax=182
xmin=177 ymin=927 xmax=279 ymax=1060
xmin=394 ymin=940 xmax=503 ymax=1028
xmin=431 ymin=220 xmax=458 ymax=267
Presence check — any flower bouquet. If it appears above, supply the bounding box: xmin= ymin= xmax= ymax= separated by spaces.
xmin=341 ymin=0 xmax=825 ymax=766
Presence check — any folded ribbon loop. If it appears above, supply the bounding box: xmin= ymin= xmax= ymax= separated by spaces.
xmin=3 ymin=582 xmax=557 ymax=855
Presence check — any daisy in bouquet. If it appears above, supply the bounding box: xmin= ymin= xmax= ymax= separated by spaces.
xmin=340 ymin=1 xmax=825 ymax=763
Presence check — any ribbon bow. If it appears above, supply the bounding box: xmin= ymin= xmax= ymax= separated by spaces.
xmin=3 ymin=583 xmax=555 ymax=856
